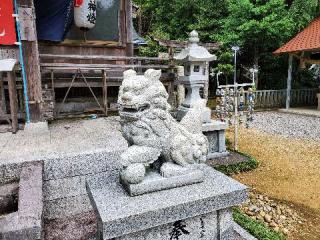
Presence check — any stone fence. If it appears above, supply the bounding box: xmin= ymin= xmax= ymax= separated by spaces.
xmin=245 ymin=88 xmax=319 ymax=109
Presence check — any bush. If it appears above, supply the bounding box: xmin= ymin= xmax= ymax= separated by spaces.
xmin=214 ymin=151 xmax=259 ymax=175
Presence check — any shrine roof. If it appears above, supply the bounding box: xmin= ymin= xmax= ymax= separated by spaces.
xmin=274 ymin=17 xmax=320 ymax=54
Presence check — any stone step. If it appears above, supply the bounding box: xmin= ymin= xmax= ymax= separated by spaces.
xmin=43 ymin=170 xmax=119 ymax=201
xmin=0 ymin=145 xmax=127 ymax=185
xmin=43 ymin=148 xmax=125 ymax=181
xmin=44 ymin=194 xmax=92 ymax=220
xmin=43 ymin=170 xmax=122 ymax=220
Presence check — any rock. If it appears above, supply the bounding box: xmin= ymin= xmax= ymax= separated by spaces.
xmin=269 ymin=222 xmax=277 ymax=228
xmin=259 ymin=211 xmax=266 ymax=217
xmin=257 ymin=216 xmax=263 ymax=221
xmin=247 ymin=211 xmax=255 ymax=216
xmin=280 ymin=215 xmax=286 ymax=220
xmin=283 ymin=228 xmax=289 ymax=235
xmin=274 ymin=226 xmax=280 ymax=232
xmin=264 ymin=206 xmax=272 ymax=212
xmin=264 ymin=214 xmax=272 ymax=223
xmin=249 ymin=205 xmax=259 ymax=213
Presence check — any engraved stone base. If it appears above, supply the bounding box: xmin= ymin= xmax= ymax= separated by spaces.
xmin=86 ymin=165 xmax=256 ymax=240
xmin=120 ymin=168 xmax=204 ymax=197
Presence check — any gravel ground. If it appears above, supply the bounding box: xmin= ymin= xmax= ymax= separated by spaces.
xmin=248 ymin=111 xmax=320 ymax=141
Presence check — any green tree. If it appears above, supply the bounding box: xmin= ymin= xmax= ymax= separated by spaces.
xmin=216 ymin=0 xmax=294 ymax=89
xmin=134 ymin=0 xmax=320 ymax=90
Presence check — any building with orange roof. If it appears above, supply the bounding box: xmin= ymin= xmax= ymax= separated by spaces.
xmin=274 ymin=17 xmax=320 ymax=110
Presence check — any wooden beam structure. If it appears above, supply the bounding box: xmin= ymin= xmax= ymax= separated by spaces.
xmin=19 ymin=0 xmax=42 ymax=122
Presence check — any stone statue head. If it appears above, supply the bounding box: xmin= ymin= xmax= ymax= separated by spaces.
xmin=118 ymin=69 xmax=169 ymax=120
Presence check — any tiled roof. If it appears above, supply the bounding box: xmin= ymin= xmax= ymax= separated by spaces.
xmin=274 ymin=17 xmax=320 ymax=54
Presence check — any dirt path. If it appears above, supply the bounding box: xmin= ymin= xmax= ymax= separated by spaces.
xmin=227 ymin=128 xmax=320 ymax=239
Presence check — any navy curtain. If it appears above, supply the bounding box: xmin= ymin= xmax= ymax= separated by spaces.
xmin=34 ymin=0 xmax=74 ymax=42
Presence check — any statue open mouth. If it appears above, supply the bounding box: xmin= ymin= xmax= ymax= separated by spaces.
xmin=119 ymin=103 xmax=150 ymax=119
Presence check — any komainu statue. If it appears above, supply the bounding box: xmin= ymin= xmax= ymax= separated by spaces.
xmin=118 ymin=69 xmax=209 ymax=196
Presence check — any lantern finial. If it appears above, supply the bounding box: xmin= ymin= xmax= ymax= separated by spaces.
xmin=189 ymin=30 xmax=199 ymax=44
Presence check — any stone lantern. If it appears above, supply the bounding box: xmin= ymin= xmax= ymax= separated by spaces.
xmin=175 ymin=30 xmax=228 ymax=160
xmin=174 ymin=30 xmax=217 ymax=122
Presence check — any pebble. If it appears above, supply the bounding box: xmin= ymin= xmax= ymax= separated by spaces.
xmin=240 ymin=191 xmax=305 ymax=236
xmin=248 ymin=112 xmax=320 ymax=141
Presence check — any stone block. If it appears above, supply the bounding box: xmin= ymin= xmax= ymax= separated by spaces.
xmin=0 ymin=162 xmax=43 ymax=240
xmin=87 ymin=165 xmax=249 ymax=240
xmin=44 ymin=194 xmax=92 ymax=220
xmin=202 ymin=121 xmax=228 ymax=160
xmin=43 ymin=170 xmax=119 ymax=201
xmin=121 ymin=169 xmax=204 ymax=197
xmin=43 ymin=149 xmax=125 ymax=181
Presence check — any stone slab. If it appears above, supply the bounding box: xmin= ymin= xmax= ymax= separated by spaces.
xmin=202 ymin=121 xmax=228 ymax=132
xmin=208 ymin=152 xmax=229 ymax=160
xmin=121 ymin=169 xmax=205 ymax=197
xmin=87 ymin=165 xmax=248 ymax=239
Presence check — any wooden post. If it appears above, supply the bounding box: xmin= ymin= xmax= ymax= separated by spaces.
xmin=125 ymin=0 xmax=134 ymax=56
xmin=286 ymin=54 xmax=293 ymax=110
xmin=0 ymin=74 xmax=7 ymax=115
xmin=19 ymin=0 xmax=43 ymax=122
xmin=102 ymin=70 xmax=108 ymax=116
xmin=7 ymin=72 xmax=19 ymax=133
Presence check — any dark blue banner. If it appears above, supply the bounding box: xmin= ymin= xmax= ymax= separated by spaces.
xmin=34 ymin=0 xmax=74 ymax=42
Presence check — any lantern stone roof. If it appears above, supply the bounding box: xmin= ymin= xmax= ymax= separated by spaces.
xmin=174 ymin=30 xmax=217 ymax=62
xmin=274 ymin=17 xmax=320 ymax=54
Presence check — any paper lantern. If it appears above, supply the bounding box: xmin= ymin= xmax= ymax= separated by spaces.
xmin=74 ymin=0 xmax=97 ymax=30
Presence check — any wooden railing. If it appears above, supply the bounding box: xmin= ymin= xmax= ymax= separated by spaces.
xmin=245 ymin=88 xmax=319 ymax=109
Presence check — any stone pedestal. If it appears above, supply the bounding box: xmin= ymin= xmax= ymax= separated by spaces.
xmin=86 ymin=165 xmax=255 ymax=240
xmin=203 ymin=120 xmax=228 ymax=159
xmin=317 ymin=93 xmax=320 ymax=111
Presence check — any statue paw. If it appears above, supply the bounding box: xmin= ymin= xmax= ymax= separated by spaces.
xmin=121 ymin=164 xmax=146 ymax=184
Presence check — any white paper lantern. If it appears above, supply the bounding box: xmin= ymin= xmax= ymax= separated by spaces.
xmin=74 ymin=0 xmax=97 ymax=30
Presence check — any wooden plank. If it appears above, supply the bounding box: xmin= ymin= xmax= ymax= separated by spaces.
xmin=155 ymin=38 xmax=221 ymax=50
xmin=40 ymin=63 xmax=171 ymax=69
xmin=102 ymin=70 xmax=108 ymax=116
xmin=7 ymin=72 xmax=19 ymax=133
xmin=40 ymin=54 xmax=169 ymax=61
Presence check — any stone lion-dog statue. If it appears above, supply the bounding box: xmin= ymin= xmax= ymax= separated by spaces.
xmin=118 ymin=69 xmax=208 ymax=189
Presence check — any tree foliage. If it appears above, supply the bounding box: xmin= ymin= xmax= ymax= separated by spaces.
xmin=134 ymin=0 xmax=320 ymax=90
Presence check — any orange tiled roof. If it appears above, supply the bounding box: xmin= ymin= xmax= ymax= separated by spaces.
xmin=274 ymin=17 xmax=320 ymax=54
